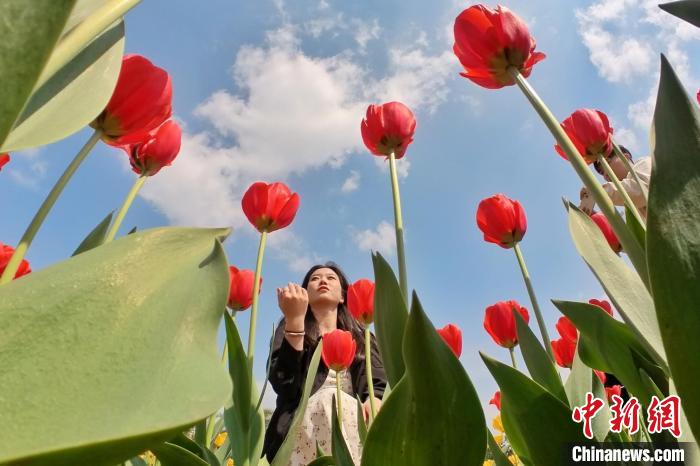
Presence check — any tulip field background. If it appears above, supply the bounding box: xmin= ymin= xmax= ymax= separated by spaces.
xmin=2 ymin=0 xmax=700 ymax=465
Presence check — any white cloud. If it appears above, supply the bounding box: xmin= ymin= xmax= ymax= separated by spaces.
xmin=353 ymin=18 xmax=380 ymax=51
xmin=266 ymin=229 xmax=320 ymax=274
xmin=341 ymin=170 xmax=360 ymax=193
xmin=373 ymin=156 xmax=411 ymax=180
xmin=353 ymin=220 xmax=396 ymax=256
xmin=138 ymin=25 xmax=450 ymax=271
xmin=7 ymin=148 xmax=48 ymax=190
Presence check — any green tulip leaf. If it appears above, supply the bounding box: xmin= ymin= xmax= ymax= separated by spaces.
xmin=331 ymin=396 xmax=355 ymax=466
xmin=565 ymin=202 xmax=667 ymax=371
xmin=2 ymin=20 xmax=124 ymax=152
xmin=0 ymin=227 xmax=232 ymax=466
xmin=270 ymin=340 xmax=323 ymax=466
xmin=659 ymin=0 xmax=700 ymax=28
xmin=223 ymin=313 xmax=266 ymax=466
xmin=514 ymin=310 xmax=567 ymax=404
xmin=151 ymin=442 xmax=210 ymax=466
xmin=564 ymin=348 xmax=610 ymax=442
xmin=625 ymin=204 xmax=646 ymax=253
xmin=553 ymin=300 xmax=661 ymax=403
xmin=647 ymin=54 xmax=700 ymax=440
xmin=362 ymin=293 xmax=486 ymax=466
xmin=481 ymin=353 xmax=589 ymax=465
xmin=487 ymin=430 xmax=512 ymax=466
xmin=371 ymin=252 xmax=408 ymax=388
xmin=0 ymin=0 xmax=76 ymax=148
xmin=72 ymin=211 xmax=113 ymax=255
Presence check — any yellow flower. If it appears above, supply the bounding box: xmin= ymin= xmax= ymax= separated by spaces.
xmin=508 ymin=454 xmax=518 ymax=465
xmin=483 ymin=461 xmax=495 ymax=466
xmin=214 ymin=431 xmax=228 ymax=448
xmin=492 ymin=414 xmax=504 ymax=433
xmin=227 ymin=459 xmax=234 ymax=466
xmin=494 ymin=433 xmax=504 ymax=444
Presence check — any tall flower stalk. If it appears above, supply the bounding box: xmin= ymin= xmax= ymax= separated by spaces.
xmin=388 ymin=150 xmax=409 ymax=302
xmin=105 ymin=175 xmax=146 ymax=243
xmin=321 ymin=329 xmax=356 ymax=428
xmin=0 ymin=129 xmax=101 ymax=284
xmin=347 ymin=279 xmax=378 ymax=421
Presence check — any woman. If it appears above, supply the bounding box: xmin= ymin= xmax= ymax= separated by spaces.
xmin=262 ymin=263 xmax=387 ymax=465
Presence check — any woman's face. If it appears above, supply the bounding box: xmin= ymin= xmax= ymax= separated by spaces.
xmin=306 ymin=267 xmax=344 ymax=309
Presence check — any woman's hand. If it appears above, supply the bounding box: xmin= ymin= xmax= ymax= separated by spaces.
xmin=362 ymin=398 xmax=382 ymax=422
xmin=277 ymin=283 xmax=308 ymax=324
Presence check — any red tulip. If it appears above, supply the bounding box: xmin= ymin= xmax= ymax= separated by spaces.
xmin=556 ymin=316 xmax=578 ymax=343
xmin=347 ymin=279 xmax=375 ymax=325
xmin=227 ymin=266 xmax=261 ymax=311
xmin=453 ymin=4 xmax=545 ymax=89
xmin=591 ymin=212 xmax=622 ymax=253
xmin=483 ymin=300 xmax=530 ymax=348
xmin=125 ymin=120 xmax=181 ymax=176
xmin=0 ymin=153 xmax=9 ymax=171
xmin=437 ymin=323 xmax=463 ymax=357
xmin=361 ymin=102 xmax=416 ymax=159
xmin=92 ymin=54 xmax=172 ymax=145
xmin=0 ymin=242 xmax=31 ymax=279
xmin=241 ymin=182 xmax=300 ymax=233
xmin=321 ymin=329 xmax=357 ymax=371
xmin=476 ymin=194 xmax=527 ymax=249
xmin=555 ymin=109 xmax=613 ymax=165
xmin=589 ymin=299 xmax=614 ymax=316
xmin=551 ymin=337 xmax=576 ymax=368
xmin=489 ymin=391 xmax=501 ymax=410
xmin=605 ymin=385 xmax=623 ymax=402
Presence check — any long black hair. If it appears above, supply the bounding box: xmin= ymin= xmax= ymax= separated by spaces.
xmin=299 ymin=262 xmax=365 ymax=358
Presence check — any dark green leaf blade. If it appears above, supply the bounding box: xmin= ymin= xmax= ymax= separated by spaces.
xmin=362 ymin=293 xmax=486 ymax=466
xmin=72 ymin=211 xmax=113 ymax=256
xmin=647 ymin=54 xmax=700 ymax=440
xmin=151 ymin=442 xmax=210 ymax=466
xmin=659 ymin=1 xmax=700 ymax=28
xmin=371 ymin=252 xmax=408 ymax=387
xmin=487 ymin=430 xmax=512 ymax=466
xmin=331 ymin=396 xmax=355 ymax=466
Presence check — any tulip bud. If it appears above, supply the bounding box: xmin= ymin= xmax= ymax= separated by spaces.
xmin=483 ymin=300 xmax=530 ymax=348
xmin=476 ymin=194 xmax=527 ymax=249
xmin=556 ymin=316 xmax=578 ymax=344
xmin=228 ymin=266 xmax=261 ymax=311
xmin=241 ymin=182 xmax=300 ymax=233
xmin=591 ymin=212 xmax=622 ymax=253
xmin=361 ymin=102 xmax=416 ymax=159
xmin=589 ymin=298 xmax=614 ymax=316
xmin=321 ymin=329 xmax=357 ymax=372
xmin=555 ymin=109 xmax=613 ymax=165
xmin=0 ymin=153 xmax=10 ymax=171
xmin=551 ymin=337 xmax=576 ymax=368
xmin=347 ymin=279 xmax=375 ymax=325
xmin=436 ymin=323 xmax=462 ymax=357
xmin=489 ymin=391 xmax=501 ymax=411
xmin=126 ymin=120 xmax=181 ymax=176
xmin=0 ymin=242 xmax=31 ymax=279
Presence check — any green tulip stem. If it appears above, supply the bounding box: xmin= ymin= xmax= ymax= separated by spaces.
xmin=612 ymin=141 xmax=646 ymax=200
xmin=597 ymin=154 xmax=646 ymax=229
xmin=364 ymin=326 xmax=377 ymax=421
xmin=204 ymin=318 xmax=233 ymax=448
xmin=509 ymin=347 xmax=518 ymax=370
xmin=336 ymin=374 xmax=344 ymax=427
xmin=507 ymin=66 xmax=649 ymax=289
xmin=35 ymin=0 xmax=142 ymax=89
xmin=0 ymin=129 xmax=102 ymax=285
xmin=247 ymin=231 xmax=267 ymax=370
xmin=513 ymin=243 xmax=554 ymax=360
xmin=105 ymin=175 xmax=147 ymax=243
xmin=388 ymin=150 xmax=408 ymax=303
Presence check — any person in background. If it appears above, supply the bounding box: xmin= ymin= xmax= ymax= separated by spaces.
xmin=579 ymin=145 xmax=652 ymax=220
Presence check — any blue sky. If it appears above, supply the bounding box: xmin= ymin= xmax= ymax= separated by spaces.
xmin=1 ymin=0 xmax=698 ymax=414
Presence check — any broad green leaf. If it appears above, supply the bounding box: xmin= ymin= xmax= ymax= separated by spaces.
xmin=355 ymin=395 xmax=367 ymax=443
xmin=648 ymin=54 xmax=700 ymax=441
xmin=72 ymin=211 xmax=113 ymax=255
xmin=223 ymin=315 xmax=266 ymax=466
xmin=271 ymin=342 xmax=323 ymax=466
xmin=362 ymin=293 xmax=486 ymax=466
xmin=566 ymin=202 xmax=668 ymax=371
xmin=481 ymin=353 xmax=588 ymax=465
xmin=331 ymin=396 xmax=355 ymax=466
xmin=0 ymin=227 xmax=232 ymax=466
xmin=371 ymin=252 xmax=407 ymax=387
xmin=193 ymin=420 xmax=207 ymax=450
xmin=2 ymin=20 xmax=124 ymax=152
xmin=500 ymin=409 xmax=533 ymax=466
xmin=0 ymin=1 xmax=76 ymax=147
xmin=565 ymin=348 xmax=610 ymax=442
xmin=553 ymin=300 xmax=661 ymax=402
xmin=659 ymin=0 xmax=700 ymax=28
xmin=167 ymin=432 xmax=219 ymax=466
xmin=151 ymin=442 xmax=210 ymax=466
xmin=486 ymin=430 xmax=512 ymax=466
xmin=514 ymin=310 xmax=567 ymax=404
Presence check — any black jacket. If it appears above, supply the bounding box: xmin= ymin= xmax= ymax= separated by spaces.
xmin=262 ymin=319 xmax=387 ymax=462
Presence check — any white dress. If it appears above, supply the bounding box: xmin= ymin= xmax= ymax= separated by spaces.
xmin=289 ymin=368 xmax=363 ymax=465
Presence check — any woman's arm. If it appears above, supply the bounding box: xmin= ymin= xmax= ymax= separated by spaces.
xmin=268 ymin=319 xmax=306 ymax=400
